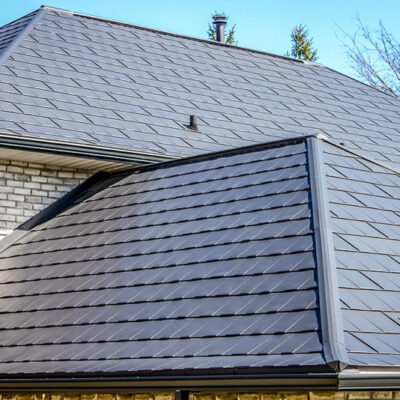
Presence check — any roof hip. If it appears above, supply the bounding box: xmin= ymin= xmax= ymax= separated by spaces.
xmin=307 ymin=136 xmax=349 ymax=371
xmin=0 ymin=7 xmax=47 ymax=66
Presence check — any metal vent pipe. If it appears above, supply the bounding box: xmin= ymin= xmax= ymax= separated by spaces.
xmin=212 ymin=14 xmax=227 ymax=43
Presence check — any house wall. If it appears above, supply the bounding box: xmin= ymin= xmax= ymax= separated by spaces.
xmin=0 ymin=159 xmax=93 ymax=239
xmin=0 ymin=391 xmax=397 ymax=400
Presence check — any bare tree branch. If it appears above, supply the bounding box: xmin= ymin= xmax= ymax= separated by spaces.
xmin=339 ymin=17 xmax=400 ymax=96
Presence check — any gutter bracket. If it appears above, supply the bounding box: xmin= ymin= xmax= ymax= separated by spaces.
xmin=307 ymin=136 xmax=349 ymax=371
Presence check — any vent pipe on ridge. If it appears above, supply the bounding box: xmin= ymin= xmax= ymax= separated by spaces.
xmin=212 ymin=13 xmax=227 ymax=43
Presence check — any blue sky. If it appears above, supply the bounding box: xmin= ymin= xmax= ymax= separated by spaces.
xmin=2 ymin=0 xmax=400 ymax=79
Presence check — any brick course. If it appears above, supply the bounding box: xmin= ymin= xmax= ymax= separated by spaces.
xmin=0 ymin=159 xmax=92 ymax=239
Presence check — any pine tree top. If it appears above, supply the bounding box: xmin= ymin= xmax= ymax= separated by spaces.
xmin=289 ymin=24 xmax=318 ymax=61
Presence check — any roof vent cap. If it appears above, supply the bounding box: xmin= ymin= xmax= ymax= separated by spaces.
xmin=212 ymin=13 xmax=227 ymax=43
xmin=188 ymin=115 xmax=198 ymax=131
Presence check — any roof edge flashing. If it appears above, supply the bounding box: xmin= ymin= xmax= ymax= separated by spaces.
xmin=307 ymin=136 xmax=349 ymax=370
xmin=328 ymin=360 xmax=349 ymax=373
xmin=17 ymin=171 xmax=116 ymax=231
xmin=0 ymin=133 xmax=176 ymax=165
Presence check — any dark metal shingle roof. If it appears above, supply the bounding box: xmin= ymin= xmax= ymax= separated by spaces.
xmin=323 ymin=141 xmax=400 ymax=366
xmin=1 ymin=7 xmax=400 ymax=166
xmin=0 ymin=138 xmax=324 ymax=376
xmin=0 ymin=135 xmax=399 ymax=382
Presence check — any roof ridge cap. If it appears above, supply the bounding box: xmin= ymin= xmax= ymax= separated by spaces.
xmin=40 ymin=5 xmax=73 ymax=14
xmin=42 ymin=6 xmax=320 ymax=66
xmin=316 ymin=134 xmax=400 ymax=175
xmin=0 ymin=7 xmax=47 ymax=67
xmin=307 ymin=136 xmax=349 ymax=371
xmin=40 ymin=5 xmax=400 ymax=98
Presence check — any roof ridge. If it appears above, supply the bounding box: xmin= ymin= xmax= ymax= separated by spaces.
xmin=316 ymin=134 xmax=400 ymax=175
xmin=54 ymin=5 xmax=400 ymax=102
xmin=0 ymin=9 xmax=37 ymax=30
xmin=0 ymin=7 xmax=47 ymax=67
xmin=40 ymin=5 xmax=317 ymax=66
xmin=41 ymin=5 xmax=398 ymax=101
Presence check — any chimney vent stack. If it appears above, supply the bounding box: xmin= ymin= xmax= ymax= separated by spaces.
xmin=212 ymin=14 xmax=227 ymax=43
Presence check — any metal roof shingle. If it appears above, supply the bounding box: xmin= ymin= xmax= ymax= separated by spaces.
xmin=1 ymin=7 xmax=400 ymax=167
xmin=0 ymin=138 xmax=323 ymax=376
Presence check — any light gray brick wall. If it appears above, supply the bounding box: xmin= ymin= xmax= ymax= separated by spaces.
xmin=0 ymin=159 xmax=93 ymax=239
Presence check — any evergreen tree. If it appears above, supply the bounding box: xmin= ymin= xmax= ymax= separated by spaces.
xmin=288 ymin=24 xmax=318 ymax=61
xmin=207 ymin=14 xmax=237 ymax=45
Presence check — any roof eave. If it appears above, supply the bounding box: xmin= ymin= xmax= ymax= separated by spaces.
xmin=0 ymin=133 xmax=176 ymax=165
xmin=0 ymin=372 xmax=399 ymax=391
xmin=0 ymin=368 xmax=399 ymax=391
xmin=0 ymin=372 xmax=340 ymax=391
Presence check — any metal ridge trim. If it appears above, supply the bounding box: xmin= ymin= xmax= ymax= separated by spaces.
xmin=307 ymin=136 xmax=349 ymax=371
xmin=0 ymin=7 xmax=47 ymax=66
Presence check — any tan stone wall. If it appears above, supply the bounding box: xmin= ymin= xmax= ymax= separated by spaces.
xmin=0 ymin=392 xmax=399 ymax=399
xmin=192 ymin=393 xmax=400 ymax=400
xmin=0 ymin=395 xmax=174 ymax=400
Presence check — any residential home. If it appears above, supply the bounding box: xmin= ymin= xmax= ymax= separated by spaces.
xmin=0 ymin=6 xmax=399 ymax=399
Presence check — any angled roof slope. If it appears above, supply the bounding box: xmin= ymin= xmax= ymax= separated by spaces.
xmin=0 ymin=10 xmax=39 ymax=56
xmin=0 ymin=138 xmax=323 ymax=376
xmin=323 ymin=141 xmax=400 ymax=366
xmin=1 ymin=7 xmax=400 ymax=167
xmin=0 ymin=134 xmax=399 ymax=385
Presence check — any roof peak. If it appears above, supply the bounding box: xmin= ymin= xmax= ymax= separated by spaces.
xmin=37 ymin=4 xmax=400 ymax=102
xmin=31 ymin=5 xmax=400 ymax=103
xmin=37 ymin=5 xmax=321 ymax=67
